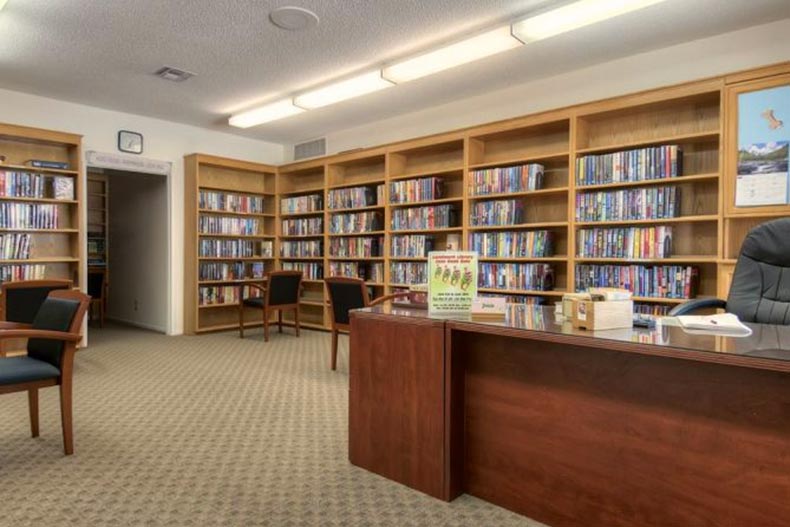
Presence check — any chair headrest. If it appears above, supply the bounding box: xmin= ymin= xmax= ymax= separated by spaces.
xmin=741 ymin=218 xmax=790 ymax=267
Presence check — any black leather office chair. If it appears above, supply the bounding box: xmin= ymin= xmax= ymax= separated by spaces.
xmin=669 ymin=218 xmax=790 ymax=324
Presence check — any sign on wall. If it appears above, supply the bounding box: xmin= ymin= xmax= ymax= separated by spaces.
xmin=86 ymin=151 xmax=171 ymax=176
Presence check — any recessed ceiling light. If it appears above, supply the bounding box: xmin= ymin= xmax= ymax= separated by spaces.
xmin=229 ymin=99 xmax=305 ymax=128
xmin=269 ymin=6 xmax=320 ymax=31
xmin=154 ymin=66 xmax=196 ymax=82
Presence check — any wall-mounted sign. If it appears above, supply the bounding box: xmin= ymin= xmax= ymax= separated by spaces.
xmin=86 ymin=151 xmax=171 ymax=176
xmin=427 ymin=251 xmax=478 ymax=314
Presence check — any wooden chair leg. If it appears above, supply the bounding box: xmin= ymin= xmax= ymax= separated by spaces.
xmin=294 ymin=307 xmax=300 ymax=337
xmin=28 ymin=389 xmax=39 ymax=438
xmin=60 ymin=381 xmax=73 ymax=455
xmin=331 ymin=329 xmax=338 ymax=370
xmin=278 ymin=310 xmax=283 ymax=333
xmin=263 ymin=308 xmax=270 ymax=342
xmin=239 ymin=304 xmax=245 ymax=338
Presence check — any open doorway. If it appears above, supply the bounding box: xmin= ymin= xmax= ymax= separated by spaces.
xmin=86 ymin=168 xmax=168 ymax=333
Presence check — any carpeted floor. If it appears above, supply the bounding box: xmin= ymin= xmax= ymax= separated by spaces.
xmin=0 ymin=325 xmax=546 ymax=527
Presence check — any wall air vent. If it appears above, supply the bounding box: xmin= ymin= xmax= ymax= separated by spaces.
xmin=294 ymin=138 xmax=327 ymax=160
xmin=154 ymin=66 xmax=195 ymax=82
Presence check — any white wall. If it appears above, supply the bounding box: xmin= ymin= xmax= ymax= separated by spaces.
xmin=106 ymin=171 xmax=169 ymax=332
xmin=0 ymin=89 xmax=284 ymax=335
xmin=309 ymin=18 xmax=790 ymax=156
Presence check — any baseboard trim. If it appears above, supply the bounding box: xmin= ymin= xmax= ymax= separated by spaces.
xmin=104 ymin=317 xmax=166 ymax=334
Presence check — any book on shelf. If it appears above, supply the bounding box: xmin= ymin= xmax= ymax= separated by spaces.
xmin=328 ymin=185 xmax=382 ymax=209
xmin=390 ymin=204 xmax=457 ymax=231
xmin=391 ymin=234 xmax=434 ymax=257
xmin=52 ymin=176 xmax=75 ymax=201
xmin=478 ymin=292 xmax=546 ymax=305
xmin=0 ymin=263 xmax=46 ymax=282
xmin=577 ymin=226 xmax=672 ymax=259
xmin=469 ymin=163 xmax=544 ymax=196
xmin=574 ymin=264 xmax=699 ymax=300
xmin=329 ymin=211 xmax=382 ymax=234
xmin=281 ymin=194 xmax=322 ymax=214
xmin=389 ymin=177 xmax=443 ymax=204
xmin=469 ymin=230 xmax=553 ymax=258
xmin=199 ymin=190 xmax=264 ymax=213
xmin=576 ymin=145 xmax=682 ymax=186
xmin=281 ymin=261 xmax=323 ymax=280
xmin=575 ymin=186 xmax=680 ymax=222
xmin=199 ymin=216 xmax=260 ymax=235
xmin=199 ymin=285 xmax=262 ymax=306
xmin=329 ymin=261 xmax=383 ymax=282
xmin=478 ymin=263 xmax=554 ymax=291
xmin=282 ymin=217 xmax=323 ymax=236
xmin=329 ymin=236 xmax=383 ymax=258
xmin=25 ymin=160 xmax=70 ymax=170
xmin=199 ymin=239 xmax=272 ymax=258
xmin=470 ymin=199 xmax=524 ymax=227
xmin=0 ymin=233 xmax=31 ymax=259
xmin=634 ymin=303 xmax=671 ymax=316
xmin=0 ymin=203 xmax=59 ymax=229
xmin=390 ymin=261 xmax=428 ymax=284
xmin=280 ymin=239 xmax=323 ymax=258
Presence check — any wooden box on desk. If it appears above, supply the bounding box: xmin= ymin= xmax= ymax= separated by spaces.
xmin=571 ymin=299 xmax=633 ymax=331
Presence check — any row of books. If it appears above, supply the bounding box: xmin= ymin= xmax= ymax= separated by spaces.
xmin=575 ymin=264 xmax=699 ymax=299
xmin=468 ymin=230 xmax=553 ymax=258
xmin=199 ymin=239 xmax=273 ymax=258
xmin=391 ymin=204 xmax=457 ymax=231
xmin=328 ymin=262 xmax=383 ymax=282
xmin=389 ymin=177 xmax=442 ymax=204
xmin=469 ymin=163 xmax=544 ymax=196
xmin=0 ymin=264 xmax=46 ymax=283
xmin=478 ymin=293 xmax=546 ymax=305
xmin=328 ymin=185 xmax=384 ymax=210
xmin=199 ymin=262 xmax=266 ymax=281
xmin=575 ymin=186 xmax=680 ymax=222
xmin=634 ymin=303 xmax=672 ymax=316
xmin=0 ymin=203 xmax=59 ymax=229
xmin=576 ymin=145 xmax=682 ymax=186
xmin=478 ymin=263 xmax=555 ymax=291
xmin=0 ymin=233 xmax=31 ymax=260
xmin=0 ymin=171 xmax=74 ymax=200
xmin=329 ymin=236 xmax=383 ymax=258
xmin=281 ymin=194 xmax=322 ymax=214
xmin=470 ymin=199 xmax=524 ymax=227
xmin=390 ymin=262 xmax=428 ymax=284
xmin=199 ymin=190 xmax=265 ymax=214
xmin=280 ymin=240 xmax=322 ymax=258
xmin=199 ymin=216 xmax=260 ymax=236
xmin=198 ymin=285 xmax=261 ymax=306
xmin=577 ymin=226 xmax=673 ymax=259
xmin=391 ymin=234 xmax=434 ymax=257
xmin=282 ymin=218 xmax=323 ymax=236
xmin=281 ymin=261 xmax=323 ymax=280
xmin=329 ymin=212 xmax=382 ymax=234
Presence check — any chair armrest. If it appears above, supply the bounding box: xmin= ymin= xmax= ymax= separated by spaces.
xmin=668 ymin=298 xmax=727 ymax=316
xmin=0 ymin=329 xmax=83 ymax=342
xmin=0 ymin=321 xmax=32 ymax=330
xmin=369 ymin=291 xmax=411 ymax=307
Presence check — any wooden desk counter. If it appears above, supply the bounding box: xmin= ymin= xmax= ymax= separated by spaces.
xmin=349 ymin=305 xmax=790 ymax=527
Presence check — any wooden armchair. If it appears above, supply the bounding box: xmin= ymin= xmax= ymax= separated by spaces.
xmin=0 ymin=290 xmax=90 ymax=455
xmin=325 ymin=277 xmax=409 ymax=370
xmin=238 ymin=270 xmax=303 ymax=342
xmin=0 ymin=279 xmax=73 ymax=357
xmin=87 ymin=268 xmax=108 ymax=327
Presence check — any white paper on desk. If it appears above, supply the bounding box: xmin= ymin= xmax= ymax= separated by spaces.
xmin=675 ymin=313 xmax=753 ymax=337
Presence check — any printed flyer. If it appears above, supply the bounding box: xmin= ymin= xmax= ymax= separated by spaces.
xmin=428 ymin=251 xmax=478 ymax=313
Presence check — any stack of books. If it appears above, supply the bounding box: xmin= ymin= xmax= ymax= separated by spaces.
xmin=470 ymin=199 xmax=525 ymax=226
xmin=199 ymin=216 xmax=259 ymax=235
xmin=329 ymin=211 xmax=382 ymax=234
xmin=469 ymin=163 xmax=544 ymax=195
xmin=199 ymin=262 xmax=245 ymax=281
xmin=280 ymin=240 xmax=322 ymax=258
xmin=328 ymin=186 xmax=380 ymax=209
xmin=575 ymin=264 xmax=699 ymax=299
xmin=391 ymin=234 xmax=434 ymax=257
xmin=0 ymin=203 xmax=59 ymax=229
xmin=478 ymin=263 xmax=554 ymax=291
xmin=577 ymin=226 xmax=673 ymax=259
xmin=281 ymin=261 xmax=323 ymax=280
xmin=329 ymin=236 xmax=382 ymax=258
xmin=282 ymin=217 xmax=323 ymax=236
xmin=199 ymin=190 xmax=264 ymax=213
xmin=0 ymin=263 xmax=46 ymax=282
xmin=329 ymin=262 xmax=383 ymax=282
xmin=280 ymin=194 xmax=322 ymax=214
xmin=199 ymin=239 xmax=271 ymax=258
xmin=469 ymin=230 xmax=553 ymax=258
xmin=389 ymin=177 xmax=443 ymax=203
xmin=390 ymin=204 xmax=456 ymax=231
xmin=0 ymin=233 xmax=31 ymax=259
xmin=390 ymin=262 xmax=427 ymax=284
xmin=577 ymin=145 xmax=682 ymax=186
xmin=575 ymin=186 xmax=680 ymax=222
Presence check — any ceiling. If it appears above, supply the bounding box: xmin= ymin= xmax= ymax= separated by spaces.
xmin=1 ymin=0 xmax=789 ymax=145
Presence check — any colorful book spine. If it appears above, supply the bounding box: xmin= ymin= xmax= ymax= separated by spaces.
xmin=576 ymin=145 xmax=682 ymax=186
xmin=0 ymin=203 xmax=59 ymax=229
xmin=280 ymin=240 xmax=322 ymax=258
xmin=634 ymin=303 xmax=671 ymax=316
xmin=390 ymin=235 xmax=435 ymax=257
xmin=468 ymin=230 xmax=553 ymax=258
xmin=199 ymin=216 xmax=259 ymax=235
xmin=470 ymin=199 xmax=525 ymax=227
xmin=199 ymin=262 xmax=246 ymax=281
xmin=477 ymin=293 xmax=546 ymax=305
xmin=0 ymin=264 xmax=46 ymax=283
xmin=281 ymin=261 xmax=323 ymax=280
xmin=328 ymin=185 xmax=380 ymax=209
xmin=390 ymin=204 xmax=456 ymax=231
xmin=199 ymin=190 xmax=265 ymax=213
xmin=389 ymin=177 xmax=443 ymax=204
xmin=575 ymin=186 xmax=680 ymax=222
xmin=329 ymin=211 xmax=382 ymax=234
xmin=282 ymin=217 xmax=323 ymax=236
xmin=280 ymin=194 xmax=323 ymax=214
xmin=329 ymin=236 xmax=383 ymax=258
xmin=0 ymin=171 xmax=46 ymax=198
xmin=390 ymin=262 xmax=428 ymax=284
xmin=198 ymin=285 xmax=262 ymax=306
xmin=574 ymin=264 xmax=699 ymax=299
xmin=0 ymin=233 xmax=31 ymax=259
xmin=328 ymin=262 xmax=383 ymax=282
xmin=576 ymin=226 xmax=673 ymax=259
xmin=469 ymin=163 xmax=544 ymax=196
xmin=478 ymin=263 xmax=554 ymax=291
xmin=198 ymin=239 xmax=271 ymax=258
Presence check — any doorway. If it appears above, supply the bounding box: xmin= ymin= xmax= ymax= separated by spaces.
xmin=86 ymin=168 xmax=168 ymax=333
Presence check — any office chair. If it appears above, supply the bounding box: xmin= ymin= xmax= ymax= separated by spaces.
xmin=238 ymin=270 xmax=303 ymax=342
xmin=0 ymin=290 xmax=90 ymax=455
xmin=669 ymin=217 xmax=790 ymax=324
xmin=0 ymin=279 xmax=73 ymax=356
xmin=325 ymin=277 xmax=409 ymax=370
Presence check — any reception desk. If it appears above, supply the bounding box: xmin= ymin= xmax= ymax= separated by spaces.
xmin=348 ymin=305 xmax=790 ymax=527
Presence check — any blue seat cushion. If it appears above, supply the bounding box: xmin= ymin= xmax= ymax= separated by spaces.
xmin=243 ymin=297 xmax=265 ymax=308
xmin=0 ymin=356 xmax=60 ymax=386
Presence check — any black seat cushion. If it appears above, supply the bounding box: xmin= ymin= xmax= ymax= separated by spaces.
xmin=327 ymin=282 xmax=366 ymax=325
xmin=727 ymin=218 xmax=790 ymax=324
xmin=27 ymin=297 xmax=81 ymax=368
xmin=243 ymin=297 xmax=265 ymax=308
xmin=0 ymin=356 xmax=60 ymax=386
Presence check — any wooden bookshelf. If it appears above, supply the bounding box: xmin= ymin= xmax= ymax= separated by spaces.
xmin=87 ymin=171 xmax=108 ymax=269
xmin=0 ymin=122 xmax=83 ymax=292
xmin=184 ymin=154 xmax=277 ymax=334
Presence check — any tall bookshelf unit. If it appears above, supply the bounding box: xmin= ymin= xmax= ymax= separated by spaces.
xmin=87 ymin=171 xmax=109 ymax=268
xmin=184 ymin=154 xmax=277 ymax=334
xmin=0 ymin=123 xmax=83 ymax=292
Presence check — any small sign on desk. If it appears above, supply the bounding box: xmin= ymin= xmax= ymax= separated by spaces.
xmin=470 ymin=296 xmax=507 ymax=321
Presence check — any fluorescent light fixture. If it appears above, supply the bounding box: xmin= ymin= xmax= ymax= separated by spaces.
xmin=512 ymin=0 xmax=667 ymax=43
xmin=382 ymin=26 xmax=522 ymax=84
xmin=294 ymin=71 xmax=393 ymax=109
xmin=228 ymin=99 xmax=304 ymax=128
xmin=0 ymin=0 xmax=8 ymax=11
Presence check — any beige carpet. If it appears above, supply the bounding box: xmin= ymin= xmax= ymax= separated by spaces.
xmin=0 ymin=325 xmax=546 ymax=527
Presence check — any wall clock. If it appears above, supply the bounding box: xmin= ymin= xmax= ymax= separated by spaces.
xmin=118 ymin=130 xmax=143 ymax=154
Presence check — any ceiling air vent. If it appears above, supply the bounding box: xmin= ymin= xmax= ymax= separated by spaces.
xmin=294 ymin=138 xmax=327 ymax=161
xmin=154 ymin=66 xmax=195 ymax=82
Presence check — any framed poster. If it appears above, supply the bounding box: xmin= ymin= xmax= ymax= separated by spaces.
xmin=735 ymin=84 xmax=790 ymax=207
xmin=427 ymin=251 xmax=477 ymax=314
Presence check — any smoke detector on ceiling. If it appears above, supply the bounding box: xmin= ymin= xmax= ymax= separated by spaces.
xmin=269 ymin=6 xmax=319 ymax=31
xmin=154 ymin=66 xmax=196 ymax=82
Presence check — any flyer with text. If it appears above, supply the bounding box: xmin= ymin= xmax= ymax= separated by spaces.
xmin=428 ymin=251 xmax=478 ymax=313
